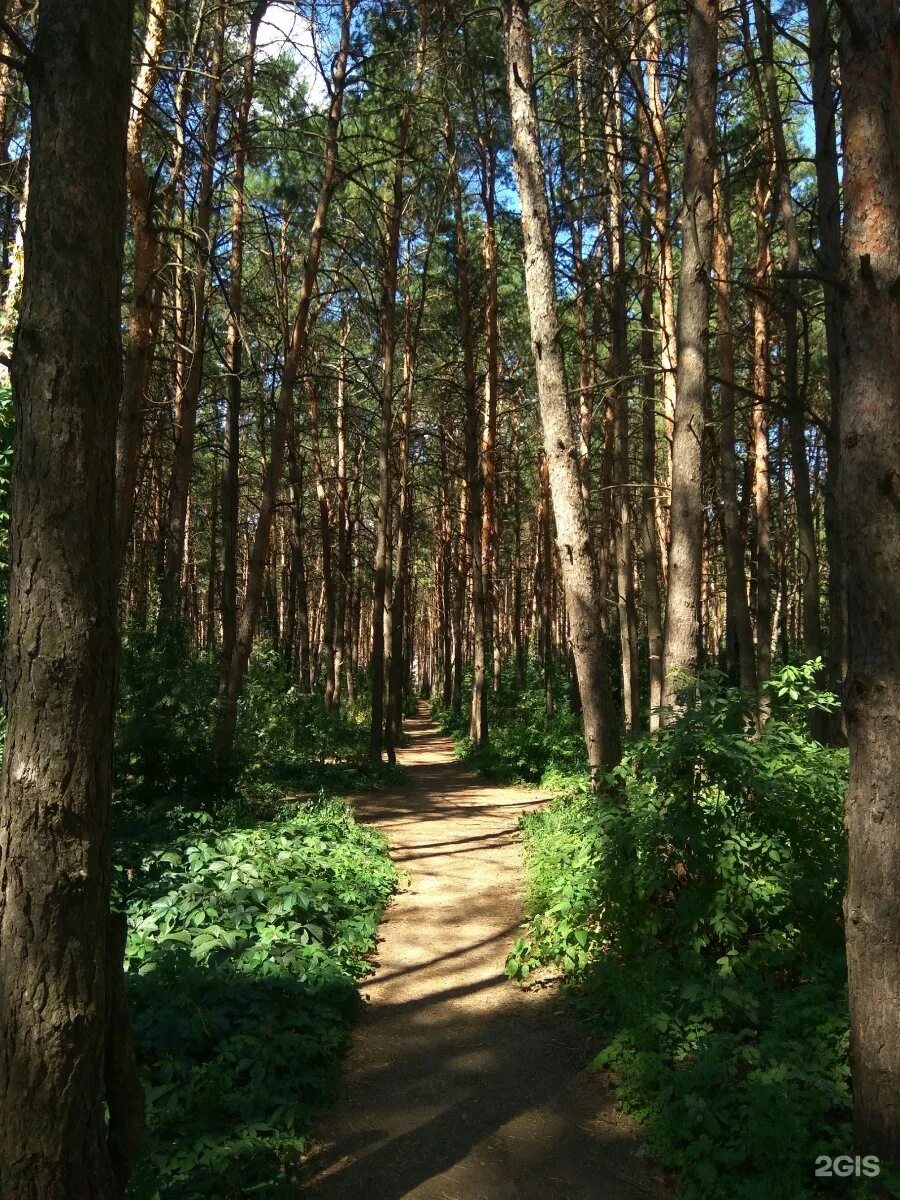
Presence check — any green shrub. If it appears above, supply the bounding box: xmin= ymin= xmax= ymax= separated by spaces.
xmin=116 ymin=797 xmax=396 ymax=1198
xmin=506 ymin=664 xmax=865 ymax=1200
xmin=115 ymin=622 xmax=220 ymax=808
xmin=115 ymin=624 xmax=394 ymax=815
xmin=433 ymin=660 xmax=586 ymax=782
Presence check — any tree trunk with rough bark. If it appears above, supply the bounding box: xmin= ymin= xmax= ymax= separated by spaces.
xmin=661 ymin=0 xmax=718 ymax=712
xmin=115 ymin=0 xmax=169 ymax=564
xmin=836 ymin=0 xmax=900 ymax=1168
xmin=504 ymin=0 xmax=620 ymax=781
xmin=0 ymin=1 xmax=143 ymax=1193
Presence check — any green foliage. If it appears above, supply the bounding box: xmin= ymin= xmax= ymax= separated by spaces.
xmin=116 ymin=797 xmax=396 ymax=1198
xmin=111 ymin=627 xmax=402 ymax=1194
xmin=115 ymin=622 xmax=221 ymax=808
xmin=433 ymin=661 xmax=586 ymax=782
xmin=504 ymin=665 xmax=864 ymax=1200
xmin=115 ymin=623 xmax=399 ymax=816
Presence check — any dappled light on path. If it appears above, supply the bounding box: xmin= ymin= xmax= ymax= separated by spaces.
xmin=300 ymin=708 xmax=665 ymax=1199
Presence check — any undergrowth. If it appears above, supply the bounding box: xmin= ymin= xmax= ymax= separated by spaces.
xmin=111 ymin=622 xmax=399 ymax=1196
xmin=116 ymin=621 xmax=402 ymax=816
xmin=431 ymin=661 xmax=586 ymax=782
xmin=455 ymin=661 xmax=889 ymax=1199
xmin=115 ymin=797 xmax=396 ymax=1198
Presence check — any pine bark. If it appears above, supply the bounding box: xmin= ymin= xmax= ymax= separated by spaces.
xmin=0 ymin=1 xmax=142 ymax=1194
xmin=837 ymin=0 xmax=900 ymax=1167
xmin=115 ymin=0 xmax=169 ymax=563
xmin=661 ymin=0 xmax=718 ymax=711
xmin=504 ymin=0 xmax=620 ymax=779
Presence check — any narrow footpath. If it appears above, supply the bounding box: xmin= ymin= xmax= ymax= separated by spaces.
xmin=301 ymin=706 xmax=666 ymax=1200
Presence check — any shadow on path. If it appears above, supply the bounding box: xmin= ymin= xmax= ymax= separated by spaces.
xmin=300 ymin=708 xmax=666 ymax=1200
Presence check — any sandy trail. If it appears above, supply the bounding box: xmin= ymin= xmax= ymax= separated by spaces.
xmin=301 ymin=707 xmax=665 ymax=1199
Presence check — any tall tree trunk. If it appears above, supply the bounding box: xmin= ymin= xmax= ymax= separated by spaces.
xmin=479 ymin=125 xmax=500 ymax=694
xmin=334 ymin=312 xmax=351 ymax=704
xmin=219 ymin=1 xmax=267 ymax=705
xmin=308 ymin=371 xmax=336 ymax=709
xmin=807 ymin=0 xmax=846 ymax=730
xmin=606 ymin=70 xmax=640 ymax=735
xmin=369 ymin=11 xmax=427 ymax=764
xmin=288 ymin=425 xmax=312 ymax=692
xmin=214 ymin=0 xmax=352 ymax=760
xmin=512 ymin=389 xmax=526 ymax=686
xmin=115 ymin=0 xmax=169 ymax=563
xmin=439 ymin=422 xmax=454 ymax=708
xmin=713 ymin=178 xmax=757 ymax=693
xmin=836 ymin=0 xmax=900 ymax=1168
xmin=754 ymin=0 xmax=822 ymax=668
xmin=446 ymin=104 xmax=487 ymax=749
xmin=504 ymin=0 xmax=620 ymax=781
xmin=661 ymin=0 xmax=718 ymax=712
xmin=161 ymin=5 xmax=225 ymax=615
xmin=0 ymin=2 xmax=143 ymax=1194
xmin=637 ymin=124 xmax=664 ymax=729
xmin=750 ymin=155 xmax=774 ymax=689
xmin=387 ymin=293 xmax=416 ymax=752
xmin=538 ymin=452 xmax=554 ymax=715
xmin=640 ymin=0 xmax=678 ymax=520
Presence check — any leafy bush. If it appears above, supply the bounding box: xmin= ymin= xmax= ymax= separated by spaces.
xmin=505 ymin=665 xmax=866 ymax=1200
xmin=115 ymin=623 xmax=394 ymax=814
xmin=115 ymin=622 xmax=220 ymax=808
xmin=433 ymin=661 xmax=586 ymax=782
xmin=116 ymin=797 xmax=396 ymax=1198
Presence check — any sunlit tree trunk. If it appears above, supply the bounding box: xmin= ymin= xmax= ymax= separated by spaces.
xmin=661 ymin=0 xmax=718 ymax=712
xmin=750 ymin=155 xmax=774 ymax=689
xmin=115 ymin=0 xmax=169 ymax=563
xmin=642 ymin=0 xmax=678 ymax=520
xmin=161 ymin=5 xmax=225 ymax=615
xmin=504 ymin=0 xmax=620 ymax=780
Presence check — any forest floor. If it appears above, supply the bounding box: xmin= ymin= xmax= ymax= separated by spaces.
xmin=300 ymin=705 xmax=667 ymax=1199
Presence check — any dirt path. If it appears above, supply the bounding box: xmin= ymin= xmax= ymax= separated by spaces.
xmin=301 ymin=707 xmax=665 ymax=1199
